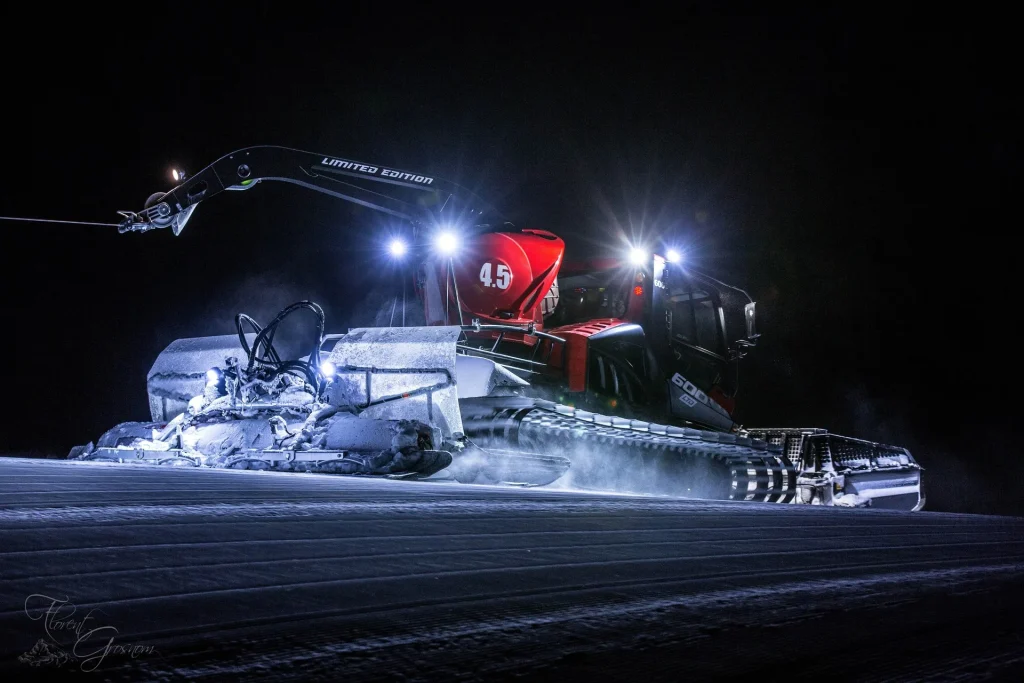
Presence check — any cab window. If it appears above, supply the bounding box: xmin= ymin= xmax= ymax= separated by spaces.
xmin=668 ymin=281 xmax=724 ymax=356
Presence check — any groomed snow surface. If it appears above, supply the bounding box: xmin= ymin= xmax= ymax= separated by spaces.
xmin=1 ymin=457 xmax=1022 ymax=681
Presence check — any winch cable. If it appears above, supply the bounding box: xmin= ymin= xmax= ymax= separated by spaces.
xmin=0 ymin=216 xmax=119 ymax=227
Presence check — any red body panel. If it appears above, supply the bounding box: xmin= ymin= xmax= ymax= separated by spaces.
xmin=428 ymin=229 xmax=565 ymax=327
xmin=547 ymin=318 xmax=626 ymax=392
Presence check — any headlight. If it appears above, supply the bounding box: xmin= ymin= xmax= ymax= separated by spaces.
xmin=319 ymin=361 xmax=337 ymax=378
xmin=435 ymin=231 xmax=458 ymax=255
xmin=388 ymin=238 xmax=408 ymax=258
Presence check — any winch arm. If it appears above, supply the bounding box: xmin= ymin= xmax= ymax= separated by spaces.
xmin=117 ymin=145 xmax=493 ymax=235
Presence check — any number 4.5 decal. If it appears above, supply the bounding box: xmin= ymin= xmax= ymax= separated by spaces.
xmin=479 ymin=262 xmax=512 ymax=289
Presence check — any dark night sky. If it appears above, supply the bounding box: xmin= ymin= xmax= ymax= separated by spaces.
xmin=3 ymin=7 xmax=1020 ymax=514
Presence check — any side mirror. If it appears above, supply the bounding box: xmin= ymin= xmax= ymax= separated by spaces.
xmin=744 ymin=302 xmax=757 ymax=339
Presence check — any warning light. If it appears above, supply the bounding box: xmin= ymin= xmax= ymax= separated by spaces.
xmin=633 ymin=285 xmax=644 ymax=296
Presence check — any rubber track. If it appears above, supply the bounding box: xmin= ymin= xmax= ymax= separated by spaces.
xmin=460 ymin=398 xmax=798 ymax=503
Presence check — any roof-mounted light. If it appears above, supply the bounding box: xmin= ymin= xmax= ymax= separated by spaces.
xmin=435 ymin=231 xmax=458 ymax=255
xmin=388 ymin=238 xmax=408 ymax=258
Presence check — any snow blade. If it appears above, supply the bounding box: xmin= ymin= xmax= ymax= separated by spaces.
xmin=324 ymin=326 xmax=463 ymax=439
xmin=72 ymin=322 xmax=471 ymax=482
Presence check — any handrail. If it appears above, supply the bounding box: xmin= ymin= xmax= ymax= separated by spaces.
xmin=461 ymin=321 xmax=566 ymax=344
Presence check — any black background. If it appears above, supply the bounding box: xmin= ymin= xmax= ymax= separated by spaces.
xmin=2 ymin=6 xmax=1019 ymax=514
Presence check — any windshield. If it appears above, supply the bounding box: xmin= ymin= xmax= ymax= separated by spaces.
xmin=546 ymin=268 xmax=634 ymax=326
